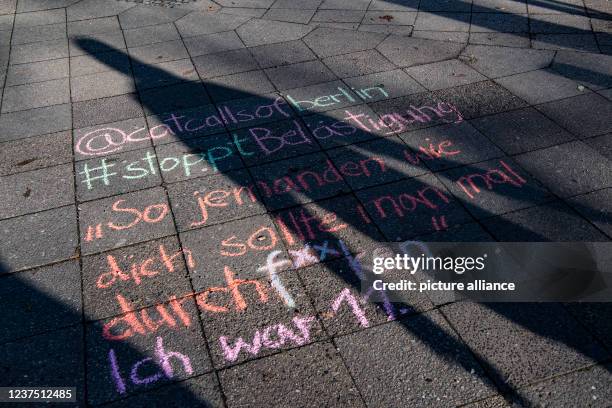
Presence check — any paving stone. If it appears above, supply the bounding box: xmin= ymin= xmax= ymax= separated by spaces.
xmin=483 ymin=200 xmax=608 ymax=241
xmin=0 ymin=0 xmax=15 ymax=14
xmin=175 ymin=11 xmax=250 ymax=37
xmin=0 ymin=131 xmax=72 ymax=176
xmin=551 ymin=50 xmax=612 ymax=90
xmin=471 ymin=13 xmax=529 ymax=32
xmin=566 ymin=302 xmax=612 ymax=350
xmin=73 ymin=117 xmax=152 ymax=161
xmin=312 ymin=9 xmax=365 ymax=23
xmin=310 ymin=21 xmax=360 ymax=30
xmin=462 ymin=395 xmax=511 ymax=408
xmin=320 ymin=0 xmax=370 ymax=9
xmin=368 ymin=0 xmax=419 ymax=10
xmin=250 ymin=152 xmax=352 ymax=210
xmin=232 ymin=117 xmax=321 ymax=165
xmin=356 ymin=173 xmax=473 ymax=240
xmin=535 ymin=93 xmax=612 ymax=138
xmin=73 ymin=94 xmax=143 ymax=129
xmin=472 ymin=0 xmax=527 ymax=13
xmin=0 ymin=260 xmax=81 ymax=343
xmin=272 ymin=0 xmax=322 ymax=8
xmin=69 ymin=32 xmax=127 ymax=57
xmin=283 ymin=80 xmax=362 ymax=115
xmin=1 ymin=326 xmax=84 ymax=404
xmin=82 ymin=236 xmax=193 ymax=321
xmin=470 ymin=107 xmax=575 ymax=155
xmin=118 ymin=5 xmax=190 ymax=29
xmin=71 ymin=51 xmax=129 ymax=77
xmin=66 ymin=0 xmax=135 ymax=21
xmin=0 ymin=103 xmax=72 ymax=142
xmin=532 ymin=33 xmax=599 ymax=52
xmin=193 ymin=48 xmax=259 ymax=79
xmin=237 ymin=18 xmax=313 ymax=47
xmin=322 ymin=49 xmax=396 ymax=78
xmin=167 ymin=169 xmax=266 ymax=232
xmin=216 ymin=0 xmax=274 ymax=7
xmin=75 ymin=148 xmax=162 ymax=202
xmin=9 ymin=38 xmax=69 ymax=64
xmin=140 ymin=82 xmax=211 ymax=115
xmin=132 ymin=59 xmax=197 ymax=92
xmin=128 ymin=40 xmax=190 ymax=66
xmin=16 ymin=0 xmax=77 ymax=13
xmin=583 ymin=133 xmax=612 ymax=160
xmin=442 ymin=302 xmax=609 ymax=389
xmin=123 ymin=23 xmax=181 ymax=48
xmin=362 ymin=10 xmax=418 ymax=25
xmin=266 ymin=60 xmax=337 ymax=90
xmin=0 ymin=163 xmax=74 ymax=219
xmin=249 ymin=40 xmax=316 ymax=69
xmin=342 ymin=69 xmax=426 ymax=101
xmin=496 ymin=69 xmax=588 ymax=104
xmin=10 ymin=23 xmax=66 ymax=45
xmin=359 ymin=24 xmax=415 ymax=36
xmin=530 ymin=14 xmax=591 ymax=33
xmin=72 ymin=70 xmax=136 ymax=102
xmin=515 ymin=141 xmax=612 ymax=198
xmin=220 ymin=342 xmax=363 ymax=405
xmin=303 ymin=27 xmax=386 ymax=58
xmin=460 ymin=45 xmax=555 ymax=78
xmin=2 ymin=78 xmax=70 ymax=113
xmin=302 ymin=104 xmax=384 ymax=149
xmin=14 ymin=9 xmax=66 ymax=27
xmin=337 ymin=310 xmax=496 ymax=407
xmin=414 ymin=11 xmax=470 ymax=31
xmin=377 ymin=36 xmax=464 ymax=67
xmin=411 ymin=30 xmax=469 ymax=43
xmin=400 ymin=122 xmax=504 ymax=171
xmin=433 ymin=80 xmax=528 ymax=120
xmin=182 ymin=31 xmax=244 ymax=58
xmin=437 ymin=158 xmax=553 ymax=219
xmin=67 ymin=16 xmax=121 ymax=37
xmin=5 ymin=58 xmax=68 ymax=86
xmin=78 ymin=187 xmax=176 ymax=255
xmin=405 ymin=59 xmax=487 ymax=91
xmin=263 ymin=8 xmax=316 ymax=24
xmin=206 ymin=70 xmax=276 ymax=102
xmin=469 ymin=32 xmax=531 ymax=48
xmin=0 ymin=205 xmax=78 ymax=273
xmin=86 ymin=302 xmax=212 ymax=405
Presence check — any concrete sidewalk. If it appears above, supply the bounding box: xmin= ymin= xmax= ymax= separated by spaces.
xmin=0 ymin=0 xmax=611 ymax=406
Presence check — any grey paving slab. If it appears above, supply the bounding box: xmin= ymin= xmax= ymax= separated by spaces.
xmin=2 ymin=78 xmax=70 ymax=113
xmin=206 ymin=69 xmax=276 ymax=102
xmin=483 ymin=200 xmax=609 ymax=241
xmin=469 ymin=32 xmax=531 ymax=48
xmin=0 ymin=103 xmax=71 ymax=142
xmin=536 ymin=93 xmax=612 ymax=138
xmin=405 ymin=59 xmax=487 ymax=91
xmin=133 ymin=59 xmax=198 ymax=91
xmin=532 ymin=33 xmax=599 ymax=52
xmin=342 ymin=69 xmax=426 ymax=101
xmin=118 ymin=5 xmax=190 ymax=29
xmin=437 ymin=157 xmax=553 ymax=219
xmin=14 ymin=9 xmax=66 ymax=27
xmin=249 ymin=40 xmax=316 ymax=68
xmin=237 ymin=18 xmax=313 ymax=47
xmin=0 ymin=260 xmax=81 ymax=343
xmin=262 ymin=8 xmax=315 ymax=24
xmin=530 ymin=14 xmax=591 ymax=33
xmin=470 ymin=107 xmax=575 ymax=155
xmin=5 ymin=58 xmax=69 ymax=86
xmin=442 ymin=302 xmax=609 ymax=388
xmin=250 ymin=152 xmax=352 ymax=210
xmin=362 ymin=10 xmax=418 ymax=26
xmin=266 ymin=60 xmax=337 ymax=90
xmin=217 ymin=0 xmax=275 ymax=6
xmin=0 ymin=163 xmax=74 ymax=219
xmin=72 ymin=93 xmax=143 ymax=128
xmin=471 ymin=13 xmax=529 ymax=33
xmin=0 ymin=0 xmax=15 ymax=15
xmin=434 ymin=80 xmax=528 ymax=119
xmin=583 ymin=132 xmax=612 ymax=160
xmin=0 ymin=205 xmax=78 ymax=273
xmin=1 ymin=326 xmax=84 ymax=404
xmin=72 ymin=70 xmax=136 ymax=102
xmin=66 ymin=0 xmax=135 ymax=22
xmin=356 ymin=173 xmax=473 ymax=240
xmin=414 ymin=11 xmax=470 ymax=31
xmin=175 ymin=12 xmax=250 ymax=37
xmin=320 ymin=0 xmax=370 ymax=9
xmin=514 ymin=141 xmax=612 ymax=198
xmin=86 ymin=302 xmax=212 ymax=405
xmin=566 ymin=302 xmax=612 ymax=350
xmin=322 ymin=49 xmax=396 ymax=78
xmin=551 ymin=51 xmax=612 ymax=91
xmin=310 ymin=21 xmax=360 ymax=30
xmin=0 ymin=131 xmax=72 ymax=176
xmin=167 ymin=169 xmax=265 ymax=232
xmin=193 ymin=48 xmax=259 ymax=79
xmin=421 ymin=0 xmax=472 ymax=11
xmin=123 ymin=23 xmax=181 ymax=48
xmin=16 ymin=0 xmax=78 ymax=13
xmin=81 ymin=236 xmax=193 ymax=321
xmin=377 ymin=36 xmax=464 ymax=67
xmin=472 ymin=0 xmax=526 ymax=13
xmin=312 ymin=9 xmax=364 ymax=23
xmin=78 ymin=187 xmax=176 ymax=255
xmin=303 ymin=27 xmax=386 ymax=58
xmin=337 ymin=311 xmax=496 ymax=407
xmin=9 ymin=38 xmax=69 ymax=64
xmin=359 ymin=24 xmax=415 ymax=36
xmin=411 ymin=29 xmax=469 ymax=42
xmin=182 ymin=30 xmax=244 ymax=58
xmin=145 ymin=104 xmax=228 ymax=144
xmin=496 ymin=69 xmax=588 ymax=105
xmin=272 ymin=0 xmax=322 ymax=8
xmin=69 ymin=31 xmax=126 ymax=57
xmin=140 ymin=82 xmax=211 ymax=115
xmin=0 ymin=13 xmax=12 ymax=31
xmin=128 ymin=40 xmax=190 ymax=66
xmin=460 ymin=45 xmax=555 ymax=78
xmin=71 ymin=50 xmax=130 ymax=77
xmin=369 ymin=0 xmax=419 ymax=11
xmin=67 ymin=16 xmax=121 ymax=36
xmin=220 ymin=342 xmax=364 ymax=406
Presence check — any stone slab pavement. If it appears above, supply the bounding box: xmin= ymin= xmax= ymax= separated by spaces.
xmin=0 ymin=0 xmax=611 ymax=407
